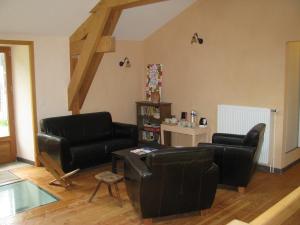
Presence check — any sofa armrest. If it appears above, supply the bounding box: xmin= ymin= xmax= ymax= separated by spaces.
xmin=198 ymin=143 xmax=256 ymax=164
xmin=113 ymin=122 xmax=138 ymax=143
xmin=198 ymin=143 xmax=256 ymax=187
xmin=222 ymin=144 xmax=256 ymax=187
xmin=212 ymin=133 xmax=245 ymax=146
xmin=124 ymin=154 xmax=152 ymax=179
xmin=201 ymin=163 xmax=219 ymax=209
xmin=124 ymin=154 xmax=152 ymax=216
xmin=38 ymin=133 xmax=72 ymax=172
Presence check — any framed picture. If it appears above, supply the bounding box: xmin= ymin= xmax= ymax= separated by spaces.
xmin=145 ymin=64 xmax=163 ymax=102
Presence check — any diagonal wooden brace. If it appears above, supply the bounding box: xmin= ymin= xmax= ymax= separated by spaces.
xmin=39 ymin=152 xmax=79 ymax=189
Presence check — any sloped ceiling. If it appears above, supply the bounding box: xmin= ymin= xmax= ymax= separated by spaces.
xmin=0 ymin=0 xmax=196 ymax=40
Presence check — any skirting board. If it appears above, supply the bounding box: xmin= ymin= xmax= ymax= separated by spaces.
xmin=257 ymin=158 xmax=300 ymax=174
xmin=257 ymin=165 xmax=282 ymax=174
xmin=17 ymin=157 xmax=35 ymax=165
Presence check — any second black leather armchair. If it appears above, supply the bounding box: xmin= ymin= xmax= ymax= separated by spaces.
xmin=198 ymin=123 xmax=266 ymax=191
xmin=124 ymin=147 xmax=219 ymax=220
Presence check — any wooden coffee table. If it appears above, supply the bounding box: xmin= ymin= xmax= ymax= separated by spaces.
xmin=111 ymin=145 xmax=167 ymax=174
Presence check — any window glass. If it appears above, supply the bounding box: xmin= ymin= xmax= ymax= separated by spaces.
xmin=0 ymin=53 xmax=9 ymax=137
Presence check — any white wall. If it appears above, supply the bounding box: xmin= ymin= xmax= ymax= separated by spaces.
xmin=0 ymin=34 xmax=71 ymax=123
xmin=81 ymin=41 xmax=144 ymax=124
xmin=283 ymin=41 xmax=300 ymax=167
xmin=33 ymin=37 xmax=71 ymax=121
xmin=11 ymin=45 xmax=35 ymax=161
xmin=0 ymin=35 xmax=146 ymax=161
xmin=284 ymin=42 xmax=300 ymax=152
xmin=0 ymin=35 xmax=71 ymax=161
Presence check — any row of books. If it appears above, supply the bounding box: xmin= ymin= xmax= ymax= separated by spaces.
xmin=140 ymin=106 xmax=160 ymax=116
xmin=143 ymin=123 xmax=160 ymax=132
xmin=141 ymin=130 xmax=160 ymax=143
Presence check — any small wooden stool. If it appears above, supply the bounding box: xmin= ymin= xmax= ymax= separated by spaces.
xmin=88 ymin=171 xmax=124 ymax=206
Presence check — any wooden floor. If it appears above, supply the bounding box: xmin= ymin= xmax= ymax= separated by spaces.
xmin=1 ymin=162 xmax=300 ymax=225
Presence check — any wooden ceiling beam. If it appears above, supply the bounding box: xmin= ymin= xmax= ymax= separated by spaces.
xmin=68 ymin=5 xmax=111 ymax=109
xmin=70 ymin=14 xmax=95 ymax=43
xmin=78 ymin=53 xmax=104 ymax=108
xmin=70 ymin=36 xmax=115 ymax=56
xmin=68 ymin=0 xmax=167 ymax=112
xmin=92 ymin=0 xmax=168 ymax=12
xmin=77 ymin=9 xmax=123 ymax=109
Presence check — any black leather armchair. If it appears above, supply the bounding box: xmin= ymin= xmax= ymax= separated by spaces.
xmin=198 ymin=123 xmax=266 ymax=190
xmin=38 ymin=112 xmax=138 ymax=172
xmin=124 ymin=147 xmax=219 ymax=219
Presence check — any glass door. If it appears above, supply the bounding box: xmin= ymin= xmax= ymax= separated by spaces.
xmin=0 ymin=47 xmax=16 ymax=163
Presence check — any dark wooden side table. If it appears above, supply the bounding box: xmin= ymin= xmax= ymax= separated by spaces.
xmin=111 ymin=148 xmax=136 ymax=174
xmin=111 ymin=145 xmax=168 ymax=174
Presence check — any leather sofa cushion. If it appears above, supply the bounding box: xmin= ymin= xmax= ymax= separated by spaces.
xmin=40 ymin=112 xmax=113 ymax=145
xmin=70 ymin=138 xmax=136 ymax=169
xmin=70 ymin=141 xmax=107 ymax=169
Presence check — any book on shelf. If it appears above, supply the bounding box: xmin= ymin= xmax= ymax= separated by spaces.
xmin=144 ymin=124 xmax=160 ymax=128
xmin=142 ymin=131 xmax=154 ymax=141
xmin=143 ymin=123 xmax=160 ymax=132
xmin=140 ymin=106 xmax=160 ymax=117
xmin=143 ymin=127 xmax=160 ymax=132
xmin=130 ymin=147 xmax=158 ymax=155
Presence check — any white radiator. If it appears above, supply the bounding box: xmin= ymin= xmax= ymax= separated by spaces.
xmin=217 ymin=104 xmax=275 ymax=166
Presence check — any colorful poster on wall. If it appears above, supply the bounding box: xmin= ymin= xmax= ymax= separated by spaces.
xmin=145 ymin=64 xmax=163 ymax=101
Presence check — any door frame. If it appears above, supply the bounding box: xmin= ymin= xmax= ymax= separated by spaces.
xmin=0 ymin=46 xmax=16 ymax=162
xmin=0 ymin=40 xmax=39 ymax=166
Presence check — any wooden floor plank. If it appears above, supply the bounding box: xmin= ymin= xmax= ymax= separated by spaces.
xmin=1 ymin=162 xmax=300 ymax=225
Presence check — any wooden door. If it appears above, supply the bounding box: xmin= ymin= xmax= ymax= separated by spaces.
xmin=0 ymin=47 xmax=16 ymax=163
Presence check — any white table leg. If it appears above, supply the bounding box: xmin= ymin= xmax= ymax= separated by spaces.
xmin=192 ymin=135 xmax=197 ymax=147
xmin=161 ymin=128 xmax=165 ymax=145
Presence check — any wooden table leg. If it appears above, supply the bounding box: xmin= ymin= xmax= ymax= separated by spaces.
xmin=108 ymin=184 xmax=113 ymax=196
xmin=88 ymin=181 xmax=102 ymax=202
xmin=192 ymin=134 xmax=197 ymax=147
xmin=238 ymin=187 xmax=246 ymax=194
xmin=160 ymin=128 xmax=165 ymax=145
xmin=111 ymin=156 xmax=118 ymax=173
xmin=114 ymin=183 xmax=122 ymax=207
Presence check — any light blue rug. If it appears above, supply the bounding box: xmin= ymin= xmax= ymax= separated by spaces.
xmin=0 ymin=180 xmax=58 ymax=219
xmin=0 ymin=171 xmax=21 ymax=186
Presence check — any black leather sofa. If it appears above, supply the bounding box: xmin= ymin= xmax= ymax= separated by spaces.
xmin=198 ymin=123 xmax=266 ymax=190
xmin=38 ymin=112 xmax=138 ymax=172
xmin=124 ymin=147 xmax=219 ymax=219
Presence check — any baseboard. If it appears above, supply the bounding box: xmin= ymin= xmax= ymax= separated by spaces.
xmin=257 ymin=158 xmax=300 ymax=174
xmin=16 ymin=157 xmax=35 ymax=165
xmin=257 ymin=165 xmax=282 ymax=174
xmin=281 ymin=157 xmax=300 ymax=173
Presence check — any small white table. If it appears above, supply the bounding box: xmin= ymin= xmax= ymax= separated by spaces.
xmin=160 ymin=123 xmax=210 ymax=147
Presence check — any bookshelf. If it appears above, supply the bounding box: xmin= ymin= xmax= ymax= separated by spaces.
xmin=136 ymin=101 xmax=171 ymax=146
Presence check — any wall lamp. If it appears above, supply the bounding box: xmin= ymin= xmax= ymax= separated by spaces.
xmin=119 ymin=57 xmax=131 ymax=67
xmin=191 ymin=33 xmax=204 ymax=44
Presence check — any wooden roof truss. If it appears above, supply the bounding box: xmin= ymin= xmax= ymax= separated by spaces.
xmin=68 ymin=0 xmax=167 ymax=114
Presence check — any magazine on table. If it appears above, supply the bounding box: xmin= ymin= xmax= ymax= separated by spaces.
xmin=130 ymin=147 xmax=158 ymax=155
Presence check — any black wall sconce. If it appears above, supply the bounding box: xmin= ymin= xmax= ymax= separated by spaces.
xmin=119 ymin=57 xmax=131 ymax=68
xmin=191 ymin=33 xmax=204 ymax=44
